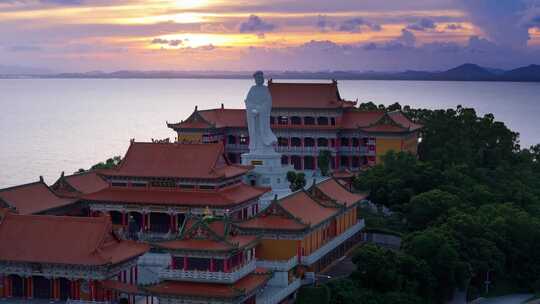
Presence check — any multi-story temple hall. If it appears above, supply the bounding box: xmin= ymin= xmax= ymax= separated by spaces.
xmin=168 ymin=79 xmax=422 ymax=171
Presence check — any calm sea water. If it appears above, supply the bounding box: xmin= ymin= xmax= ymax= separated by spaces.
xmin=1 ymin=79 xmax=539 ymax=188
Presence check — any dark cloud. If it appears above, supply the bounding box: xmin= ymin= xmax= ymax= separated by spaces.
xmin=316 ymin=15 xmax=335 ymax=32
xmin=446 ymin=23 xmax=463 ymax=30
xmin=338 ymin=18 xmax=381 ymax=33
xmin=239 ymin=15 xmax=276 ymax=37
xmin=151 ymin=38 xmax=185 ymax=47
xmin=406 ymin=18 xmax=437 ymax=31
xmin=459 ymin=0 xmax=534 ymax=48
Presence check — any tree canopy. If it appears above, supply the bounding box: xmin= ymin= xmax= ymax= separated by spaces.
xmin=326 ymin=103 xmax=540 ymax=303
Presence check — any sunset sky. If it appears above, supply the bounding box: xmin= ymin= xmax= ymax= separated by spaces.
xmin=1 ymin=0 xmax=540 ymax=72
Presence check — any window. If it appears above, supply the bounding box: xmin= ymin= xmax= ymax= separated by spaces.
xmin=227 ymin=153 xmax=237 ymax=164
xmin=278 ymin=137 xmax=289 ymax=147
xmin=291 ymin=137 xmax=302 ymax=147
xmin=227 ymin=135 xmax=236 ymax=145
xmin=278 ymin=116 xmax=289 ymax=125
xmin=199 ymin=185 xmax=215 ymax=190
xmin=304 ymin=156 xmax=315 ymax=170
xmin=270 ymin=116 xmax=275 ymax=124
xmin=291 ymin=116 xmax=302 ymax=125
xmin=304 ymin=138 xmax=315 ymax=147
xmin=317 ymin=117 xmax=329 ymax=125
xmin=340 ymin=137 xmax=350 ymax=146
xmin=112 ymin=182 xmax=127 ymax=187
xmin=304 ymin=116 xmax=315 ymax=125
xmin=281 ymin=155 xmax=289 ymax=165
xmin=352 ymin=138 xmax=359 ymax=147
xmin=317 ymin=138 xmax=329 ymax=147
xmin=132 ymin=182 xmax=147 ymax=188
xmin=179 ymin=184 xmax=195 ymax=190
xmin=330 ymin=117 xmax=336 ymax=126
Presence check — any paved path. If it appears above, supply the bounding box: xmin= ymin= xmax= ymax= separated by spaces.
xmin=479 ymin=294 xmax=533 ymax=304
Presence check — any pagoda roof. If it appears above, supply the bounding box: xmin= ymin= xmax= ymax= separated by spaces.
xmin=82 ymin=183 xmax=269 ymax=208
xmin=313 ymin=178 xmax=367 ymax=208
xmin=236 ymin=190 xmax=339 ymax=232
xmin=106 ymin=142 xmax=252 ymax=180
xmin=144 ymin=271 xmax=270 ymax=300
xmin=0 ymin=213 xmax=149 ymax=266
xmin=51 ymin=170 xmax=109 ymax=198
xmin=168 ymin=108 xmax=420 ymax=134
xmin=0 ymin=180 xmax=76 ymax=215
xmin=154 ymin=216 xmax=258 ymax=253
xmin=268 ymin=80 xmax=356 ymax=109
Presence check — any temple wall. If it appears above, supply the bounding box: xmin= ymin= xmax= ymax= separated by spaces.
xmin=177 ymin=132 xmax=203 ymax=142
xmin=257 ymin=239 xmax=297 ymax=260
xmin=376 ymin=137 xmax=403 ymax=163
xmin=402 ymin=132 xmax=419 ymax=155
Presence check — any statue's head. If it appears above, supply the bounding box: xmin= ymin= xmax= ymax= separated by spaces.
xmin=253 ymin=71 xmax=264 ymax=86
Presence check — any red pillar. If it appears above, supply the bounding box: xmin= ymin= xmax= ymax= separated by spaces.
xmin=183 ymin=256 xmax=188 ymax=270
xmin=141 ymin=213 xmax=146 ymax=232
xmin=297 ymin=240 xmax=302 ymax=263
xmin=210 ymin=258 xmax=215 ymax=272
xmin=129 ymin=266 xmax=134 ymax=284
xmin=146 ymin=213 xmax=151 ymax=231
xmin=169 ymin=213 xmax=174 ymax=233
xmin=122 ymin=211 xmax=127 ymax=227
xmin=27 ymin=276 xmax=33 ymax=299
xmin=134 ymin=265 xmax=138 ymax=284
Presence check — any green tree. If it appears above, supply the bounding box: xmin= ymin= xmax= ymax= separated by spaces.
xmin=318 ymin=150 xmax=332 ymax=176
xmin=287 ymin=171 xmax=306 ymax=191
xmin=406 ymin=189 xmax=462 ymax=230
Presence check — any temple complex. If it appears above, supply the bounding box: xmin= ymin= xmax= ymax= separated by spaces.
xmin=168 ymin=80 xmax=422 ymax=171
xmin=0 ymin=78 xmax=386 ymax=304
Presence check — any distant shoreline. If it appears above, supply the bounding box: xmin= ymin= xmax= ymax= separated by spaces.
xmin=1 ymin=63 xmax=539 ymax=82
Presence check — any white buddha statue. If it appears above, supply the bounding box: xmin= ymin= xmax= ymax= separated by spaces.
xmin=245 ymin=71 xmax=277 ymax=154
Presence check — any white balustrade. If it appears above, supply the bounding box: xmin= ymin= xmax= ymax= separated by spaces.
xmin=256 ymin=256 xmax=298 ymax=271
xmin=302 ymin=219 xmax=365 ymax=265
xmin=158 ymin=259 xmax=256 ymax=283
xmin=257 ymin=279 xmax=302 ymax=304
xmin=67 ymin=300 xmax=110 ymax=304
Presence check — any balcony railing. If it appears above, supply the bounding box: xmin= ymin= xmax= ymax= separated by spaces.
xmin=256 ymin=256 xmax=298 ymax=271
xmin=302 ymin=219 xmax=365 ymax=265
xmin=67 ymin=300 xmax=110 ymax=304
xmin=225 ymin=144 xmax=249 ymax=152
xmin=257 ymin=279 xmax=302 ymax=304
xmin=158 ymin=259 xmax=256 ymax=283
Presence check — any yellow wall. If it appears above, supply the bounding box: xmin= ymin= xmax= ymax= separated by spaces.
xmin=376 ymin=137 xmax=403 ymax=163
xmin=177 ymin=132 xmax=203 ymax=142
xmin=402 ymin=135 xmax=418 ymax=155
xmin=257 ymin=239 xmax=297 ymax=260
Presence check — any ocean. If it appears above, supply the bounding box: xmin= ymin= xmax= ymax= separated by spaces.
xmin=1 ymin=79 xmax=539 ymax=188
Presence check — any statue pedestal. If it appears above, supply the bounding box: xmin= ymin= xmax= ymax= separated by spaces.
xmin=242 ymin=152 xmax=291 ymax=210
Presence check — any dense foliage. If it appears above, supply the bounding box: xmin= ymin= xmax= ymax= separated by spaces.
xmin=287 ymin=171 xmax=306 ymax=191
xmin=325 ymin=104 xmax=540 ymax=303
xmin=77 ymin=155 xmax=122 ymax=173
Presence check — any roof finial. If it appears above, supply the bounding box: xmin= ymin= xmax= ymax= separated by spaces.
xmin=221 ymin=103 xmax=224 ymax=109
xmin=273 ymin=194 xmax=278 ymax=201
xmin=61 ymin=171 xmax=65 ymax=178
xmin=39 ymin=176 xmax=44 ymax=183
xmin=195 ymin=105 xmax=198 ymax=111
xmin=332 ymin=79 xmax=337 ymax=84
xmin=268 ymin=78 xmax=273 ymax=84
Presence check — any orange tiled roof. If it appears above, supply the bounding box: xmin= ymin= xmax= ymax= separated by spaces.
xmin=315 ymin=178 xmax=367 ymax=208
xmin=82 ymin=184 xmax=269 ymax=208
xmin=268 ymin=81 xmax=355 ymax=109
xmin=388 ymin=111 xmax=423 ymax=131
xmin=280 ymin=191 xmax=339 ymax=226
xmin=145 ymin=272 xmax=270 ymax=299
xmin=156 ymin=235 xmax=258 ymax=252
xmin=0 ymin=213 xmax=149 ymax=265
xmin=235 ymin=214 xmax=307 ymax=231
xmin=51 ymin=170 xmax=109 ymax=197
xmin=340 ymin=111 xmax=386 ymax=129
xmin=0 ymin=181 xmax=76 ymax=215
xmin=106 ymin=142 xmax=251 ymax=179
xmin=156 ymin=216 xmax=258 ymax=252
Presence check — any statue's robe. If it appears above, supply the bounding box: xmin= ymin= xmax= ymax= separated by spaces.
xmin=245 ymin=84 xmax=277 ymax=153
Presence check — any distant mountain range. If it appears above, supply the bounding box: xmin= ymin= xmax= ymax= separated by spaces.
xmin=1 ymin=63 xmax=539 ymax=82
